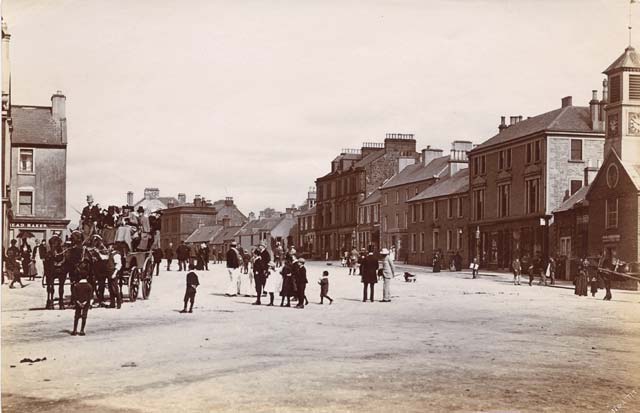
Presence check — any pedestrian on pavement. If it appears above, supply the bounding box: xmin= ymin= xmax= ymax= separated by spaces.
xmin=200 ymin=243 xmax=210 ymax=271
xmin=239 ymin=247 xmax=253 ymax=297
xmin=7 ymin=239 xmax=24 ymax=288
xmin=361 ymin=248 xmax=379 ymax=302
xmin=380 ymin=248 xmax=395 ymax=302
xmin=181 ymin=263 xmax=199 ymax=313
xmin=165 ymin=243 xmax=174 ymax=271
xmin=176 ymin=241 xmax=188 ymax=271
xmin=471 ymin=257 xmax=479 ymax=279
xmin=452 ymin=251 xmax=462 ymax=271
xmin=20 ymin=241 xmax=35 ymax=281
xmin=432 ymin=251 xmax=441 ymax=273
xmin=512 ymin=257 xmax=522 ymax=285
xmin=575 ymin=257 xmax=589 ymax=297
xmin=547 ymin=256 xmax=556 ymax=285
xmin=348 ymin=248 xmax=359 ymax=275
xmin=319 ymin=270 xmax=333 ymax=304
xmin=226 ymin=241 xmax=241 ymax=296
xmin=152 ymin=247 xmax=163 ymax=276
xmin=252 ymin=241 xmax=271 ymax=305
xmin=294 ymin=258 xmax=308 ymax=309
xmin=71 ymin=273 xmax=93 ymax=336
xmin=32 ymin=238 xmax=47 ymax=280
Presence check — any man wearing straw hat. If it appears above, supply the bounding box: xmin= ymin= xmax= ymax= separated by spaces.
xmin=380 ymin=248 xmax=396 ymax=302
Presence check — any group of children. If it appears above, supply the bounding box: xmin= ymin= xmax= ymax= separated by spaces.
xmin=70 ymin=262 xmax=333 ymax=336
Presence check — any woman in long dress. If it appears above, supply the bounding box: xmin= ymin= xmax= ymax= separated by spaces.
xmin=280 ymin=263 xmax=295 ymax=307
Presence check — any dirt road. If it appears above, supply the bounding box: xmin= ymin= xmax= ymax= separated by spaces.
xmin=2 ymin=261 xmax=640 ymax=412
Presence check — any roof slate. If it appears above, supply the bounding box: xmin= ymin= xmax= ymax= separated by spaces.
xmin=361 ymin=189 xmax=382 ymax=205
xmin=12 ymin=106 xmax=64 ymax=145
xmin=185 ymin=225 xmax=223 ymax=244
xmin=354 ymin=149 xmax=385 ymax=168
xmin=604 ymin=46 xmax=640 ymax=74
xmin=553 ymin=185 xmax=589 ymax=213
xmin=472 ymin=106 xmax=597 ymax=153
xmin=380 ymin=156 xmax=450 ymax=190
xmin=408 ymin=169 xmax=469 ymax=202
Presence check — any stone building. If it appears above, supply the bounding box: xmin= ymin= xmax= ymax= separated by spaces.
xmin=209 ymin=197 xmax=248 ymax=227
xmin=296 ymin=188 xmax=318 ymax=257
xmin=159 ymin=196 xmax=218 ymax=249
xmin=2 ymin=19 xmax=12 ymax=249
xmin=356 ymin=189 xmax=382 ymax=255
xmin=129 ymin=187 xmax=180 ymax=212
xmin=235 ymin=212 xmax=296 ymax=253
xmin=379 ymin=141 xmax=472 ymax=261
xmin=586 ymin=45 xmax=640 ymax=281
xmin=468 ymin=95 xmax=606 ymax=270
xmin=406 ymin=153 xmax=471 ymax=267
xmin=315 ymin=134 xmax=418 ymax=259
xmin=9 ymin=91 xmax=70 ymax=243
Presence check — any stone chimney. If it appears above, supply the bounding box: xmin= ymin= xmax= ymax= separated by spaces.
xmin=178 ymin=193 xmax=186 ymax=205
xmin=224 ymin=196 xmax=234 ymax=207
xmin=51 ymin=90 xmax=66 ymax=121
xmin=584 ymin=163 xmax=599 ymax=186
xmin=361 ymin=142 xmax=384 ymax=158
xmin=127 ymin=191 xmax=134 ymax=206
xmin=384 ymin=133 xmax=416 ymax=155
xmin=600 ymin=79 xmax=609 ymax=125
xmin=561 ymin=96 xmax=572 ymax=108
xmin=194 ymin=195 xmax=202 ymax=207
xmin=498 ymin=116 xmax=507 ymax=132
xmin=589 ymin=90 xmax=604 ymax=132
xmin=144 ymin=187 xmax=160 ymax=200
xmin=421 ymin=146 xmax=444 ymax=167
xmin=167 ymin=199 xmax=175 ymax=208
xmin=248 ymin=211 xmax=256 ymax=221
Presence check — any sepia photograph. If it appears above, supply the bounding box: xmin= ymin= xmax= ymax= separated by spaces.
xmin=1 ymin=1 xmax=639 ymax=412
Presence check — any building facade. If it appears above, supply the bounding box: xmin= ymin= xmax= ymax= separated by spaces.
xmin=315 ymin=134 xmax=418 ymax=259
xmin=468 ymin=98 xmax=605 ymax=270
xmin=586 ymin=46 xmax=640 ymax=277
xmin=9 ymin=92 xmax=70 ymax=243
xmin=159 ymin=198 xmax=218 ymax=249
xmin=356 ymin=189 xmax=381 ymax=254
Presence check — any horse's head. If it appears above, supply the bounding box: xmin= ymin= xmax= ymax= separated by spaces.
xmin=70 ymin=230 xmax=84 ymax=246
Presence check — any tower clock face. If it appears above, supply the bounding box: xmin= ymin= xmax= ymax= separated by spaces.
xmin=629 ymin=112 xmax=640 ymax=136
xmin=608 ymin=113 xmax=619 ymax=137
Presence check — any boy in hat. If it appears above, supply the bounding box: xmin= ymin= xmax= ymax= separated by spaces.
xmin=318 ymin=270 xmax=333 ymax=304
xmin=181 ymin=263 xmax=200 ymax=313
xmin=72 ymin=273 xmax=94 ymax=336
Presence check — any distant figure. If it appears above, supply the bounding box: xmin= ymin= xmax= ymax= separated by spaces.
xmin=432 ymin=251 xmax=441 ymax=273
xmin=452 ymin=251 xmax=462 ymax=272
xmin=512 ymin=257 xmax=522 ymax=286
xmin=294 ymin=258 xmax=308 ymax=309
xmin=152 ymin=247 xmax=163 ymax=276
xmin=226 ymin=242 xmax=242 ymax=297
xmin=71 ymin=274 xmax=93 ymax=336
xmin=547 ymin=256 xmax=556 ymax=286
xmin=319 ymin=270 xmax=333 ymax=304
xmin=280 ymin=264 xmax=295 ymax=307
xmin=164 ymin=243 xmax=174 ymax=271
xmin=349 ymin=248 xmax=359 ymax=275
xmin=6 ymin=239 xmax=23 ymax=288
xmin=263 ymin=262 xmax=279 ymax=306
xmin=470 ymin=258 xmax=479 ymax=279
xmin=575 ymin=258 xmax=589 ymax=297
xmin=200 ymin=243 xmax=210 ymax=271
xmin=33 ymin=238 xmax=47 ymax=280
xmin=181 ymin=264 xmax=200 ymax=313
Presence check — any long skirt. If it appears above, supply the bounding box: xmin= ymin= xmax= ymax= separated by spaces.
xmin=264 ymin=273 xmax=281 ymax=294
xmin=226 ymin=268 xmax=240 ymax=296
xmin=35 ymin=258 xmax=45 ymax=278
xmin=239 ymin=271 xmax=253 ymax=296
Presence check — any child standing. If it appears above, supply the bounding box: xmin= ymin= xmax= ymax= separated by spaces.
xmin=72 ymin=274 xmax=93 ymax=336
xmin=181 ymin=264 xmax=200 ymax=313
xmin=319 ymin=270 xmax=333 ymax=304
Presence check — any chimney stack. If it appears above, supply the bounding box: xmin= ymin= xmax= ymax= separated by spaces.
xmin=178 ymin=193 xmax=186 ymax=205
xmin=194 ymin=194 xmax=202 ymax=207
xmin=51 ymin=90 xmax=66 ymax=121
xmin=448 ymin=141 xmax=471 ymax=176
xmin=589 ymin=90 xmax=603 ymax=132
xmin=584 ymin=163 xmax=599 ymax=186
xmin=498 ymin=116 xmax=507 ymax=132
xmin=127 ymin=191 xmax=134 ymax=206
xmin=224 ymin=196 xmax=234 ymax=207
xmin=561 ymin=96 xmax=572 ymax=108
xmin=421 ymin=146 xmax=444 ymax=167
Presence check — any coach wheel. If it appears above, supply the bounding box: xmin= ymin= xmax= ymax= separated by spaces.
xmin=141 ymin=259 xmax=154 ymax=299
xmin=129 ymin=268 xmax=139 ymax=302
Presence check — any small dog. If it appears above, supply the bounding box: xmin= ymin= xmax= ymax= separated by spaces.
xmin=404 ymin=272 xmax=417 ymax=282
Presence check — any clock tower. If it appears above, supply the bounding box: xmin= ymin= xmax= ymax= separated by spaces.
xmin=603 ymin=46 xmax=640 ymax=163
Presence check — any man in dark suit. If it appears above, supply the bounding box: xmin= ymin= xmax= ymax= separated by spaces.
xmin=252 ymin=242 xmax=271 ymax=305
xmin=361 ymin=248 xmax=379 ymax=302
xmin=165 ymin=243 xmax=174 ymax=271
xmin=226 ymin=242 xmax=241 ymax=296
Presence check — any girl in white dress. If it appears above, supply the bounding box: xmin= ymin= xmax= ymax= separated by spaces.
xmin=263 ymin=262 xmax=280 ymax=306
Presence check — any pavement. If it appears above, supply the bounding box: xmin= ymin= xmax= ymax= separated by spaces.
xmin=2 ymin=260 xmax=640 ymax=412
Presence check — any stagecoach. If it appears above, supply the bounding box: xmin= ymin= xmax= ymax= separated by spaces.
xmin=119 ymin=249 xmax=155 ymax=301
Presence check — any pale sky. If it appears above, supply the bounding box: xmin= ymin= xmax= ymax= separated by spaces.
xmin=2 ymin=0 xmax=631 ymax=220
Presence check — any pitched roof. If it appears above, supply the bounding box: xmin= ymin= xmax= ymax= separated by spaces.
xmin=408 ymin=168 xmax=469 ymax=202
xmin=604 ymin=46 xmax=640 ymax=75
xmin=472 ymin=106 xmax=597 ymax=153
xmin=553 ymin=185 xmax=589 ymax=213
xmin=212 ymin=226 xmax=242 ymax=244
xmin=236 ymin=216 xmax=285 ymax=236
xmin=361 ymin=189 xmax=382 ymax=206
xmin=185 ymin=225 xmax=223 ymax=244
xmin=12 ymin=106 xmax=65 ymax=145
xmin=354 ymin=149 xmax=385 ymax=168
xmin=380 ymin=156 xmax=450 ymax=189
xmin=134 ymin=197 xmax=179 ymax=212
xmin=621 ymin=160 xmax=640 ymax=190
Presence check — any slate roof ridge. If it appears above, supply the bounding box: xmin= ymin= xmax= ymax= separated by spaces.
xmin=407 ymin=168 xmax=469 ymax=202
xmin=380 ymin=155 xmax=450 ymax=190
